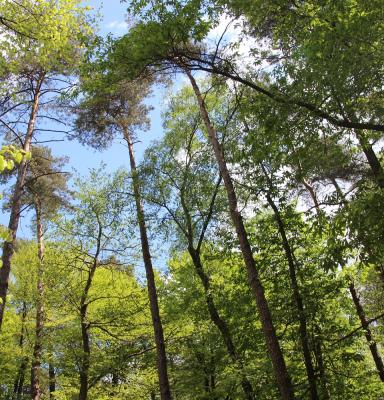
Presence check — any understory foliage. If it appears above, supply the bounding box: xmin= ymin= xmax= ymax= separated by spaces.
xmin=0 ymin=1 xmax=384 ymax=399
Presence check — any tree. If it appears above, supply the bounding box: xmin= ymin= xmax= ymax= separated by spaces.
xmin=22 ymin=146 xmax=70 ymax=400
xmin=141 ymin=85 xmax=256 ymax=399
xmin=0 ymin=0 xmax=94 ymax=328
xmin=73 ymin=79 xmax=172 ymax=400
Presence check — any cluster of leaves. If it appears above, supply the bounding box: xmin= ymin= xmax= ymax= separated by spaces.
xmin=0 ymin=145 xmax=28 ymax=173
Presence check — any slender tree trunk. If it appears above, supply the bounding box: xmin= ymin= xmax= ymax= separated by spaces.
xmin=13 ymin=302 xmax=28 ymax=400
xmin=184 ymin=68 xmax=295 ymax=400
xmin=349 ymin=282 xmax=384 ymax=381
xmin=31 ymin=197 xmax=45 ymax=400
xmin=312 ymin=329 xmax=330 ymax=400
xmin=265 ymin=194 xmax=318 ymax=400
xmin=188 ymin=247 xmax=255 ymax=400
xmin=49 ymin=363 xmax=55 ymax=399
xmin=14 ymin=359 xmax=27 ymax=400
xmin=330 ymin=177 xmax=345 ymax=202
xmin=0 ymin=75 xmax=44 ymax=328
xmin=195 ymin=351 xmax=210 ymax=394
xmin=319 ymin=179 xmax=384 ymax=380
xmin=79 ymin=224 xmax=102 ymax=400
xmin=79 ymin=307 xmax=91 ymax=400
xmin=124 ymin=129 xmax=172 ymax=400
xmin=355 ymin=131 xmax=384 ymax=188
xmin=301 ymin=178 xmax=321 ymax=215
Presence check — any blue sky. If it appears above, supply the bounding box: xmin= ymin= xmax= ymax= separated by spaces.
xmin=1 ymin=0 xmax=170 ymax=243
xmin=1 ymin=0 xmax=236 ymax=265
xmin=48 ymin=0 xmax=167 ymax=173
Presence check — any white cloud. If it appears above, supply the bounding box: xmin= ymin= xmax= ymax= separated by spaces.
xmin=106 ymin=20 xmax=128 ymax=31
xmin=207 ymin=14 xmax=239 ymax=42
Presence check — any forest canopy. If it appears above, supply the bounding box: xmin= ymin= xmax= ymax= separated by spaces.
xmin=0 ymin=1 xmax=384 ymax=399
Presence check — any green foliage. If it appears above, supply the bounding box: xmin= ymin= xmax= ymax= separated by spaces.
xmin=0 ymin=0 xmax=94 ymax=75
xmin=0 ymin=145 xmax=28 ymax=173
xmin=1 ymin=0 xmax=384 ymax=399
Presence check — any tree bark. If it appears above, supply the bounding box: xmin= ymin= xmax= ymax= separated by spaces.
xmin=355 ymin=131 xmax=384 ymax=188
xmin=0 ymin=75 xmax=44 ymax=328
xmin=265 ymin=194 xmax=318 ymax=400
xmin=184 ymin=68 xmax=295 ymax=400
xmin=124 ymin=130 xmax=172 ymax=400
xmin=349 ymin=281 xmax=384 ymax=382
xmin=31 ymin=197 xmax=45 ymax=400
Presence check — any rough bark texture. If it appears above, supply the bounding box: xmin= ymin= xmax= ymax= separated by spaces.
xmin=0 ymin=75 xmax=44 ymax=328
xmin=31 ymin=197 xmax=45 ymax=400
xmin=265 ymin=194 xmax=318 ymax=400
xmin=184 ymin=68 xmax=295 ymax=400
xmin=349 ymin=282 xmax=384 ymax=381
xmin=125 ymin=130 xmax=172 ymax=400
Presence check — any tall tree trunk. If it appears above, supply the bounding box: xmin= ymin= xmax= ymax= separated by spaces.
xmin=124 ymin=129 xmax=172 ymax=400
xmin=13 ymin=302 xmax=28 ymax=400
xmin=0 ymin=75 xmax=44 ymax=328
xmin=349 ymin=281 xmax=384 ymax=381
xmin=312 ymin=328 xmax=330 ymax=400
xmin=49 ymin=363 xmax=55 ymax=399
xmin=184 ymin=68 xmax=295 ymax=400
xmin=31 ymin=197 xmax=45 ymax=400
xmin=265 ymin=194 xmax=318 ymax=400
xmin=14 ymin=359 xmax=27 ymax=400
xmin=355 ymin=131 xmax=384 ymax=188
xmin=188 ymin=247 xmax=255 ymax=400
xmin=79 ymin=224 xmax=102 ymax=400
xmin=79 ymin=307 xmax=91 ymax=400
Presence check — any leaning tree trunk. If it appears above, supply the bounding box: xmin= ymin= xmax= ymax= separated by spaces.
xmin=310 ymin=178 xmax=384 ymax=381
xmin=0 ymin=75 xmax=44 ymax=328
xmin=184 ymin=68 xmax=295 ymax=400
xmin=31 ymin=196 xmax=45 ymax=400
xmin=188 ymin=247 xmax=255 ymax=400
xmin=265 ymin=194 xmax=318 ymax=400
xmin=178 ymin=175 xmax=254 ymax=398
xmin=124 ymin=129 xmax=172 ymax=400
xmin=349 ymin=282 xmax=384 ymax=381
xmin=355 ymin=130 xmax=384 ymax=188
